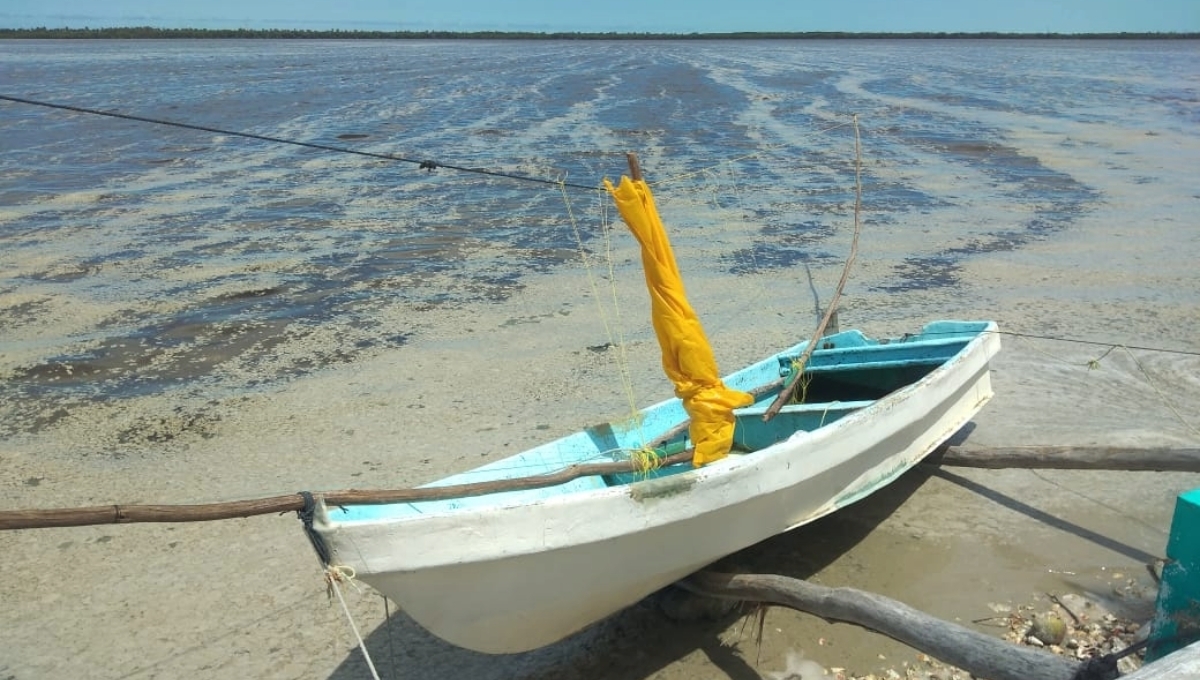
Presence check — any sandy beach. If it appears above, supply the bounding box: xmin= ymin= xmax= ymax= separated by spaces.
xmin=3 ymin=179 xmax=1199 ymax=679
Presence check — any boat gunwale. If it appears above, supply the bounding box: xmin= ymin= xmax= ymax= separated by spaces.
xmin=321 ymin=321 xmax=998 ymax=531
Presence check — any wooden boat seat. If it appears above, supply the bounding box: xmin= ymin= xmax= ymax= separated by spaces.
xmin=600 ymin=399 xmax=876 ymax=487
xmin=732 ymin=399 xmax=875 ymax=451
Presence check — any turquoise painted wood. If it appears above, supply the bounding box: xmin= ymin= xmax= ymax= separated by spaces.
xmin=1147 ymin=488 xmax=1200 ymax=661
xmin=335 ymin=320 xmax=991 ymax=522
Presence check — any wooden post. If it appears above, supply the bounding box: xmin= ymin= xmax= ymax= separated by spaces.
xmin=626 ymin=152 xmax=643 ymax=181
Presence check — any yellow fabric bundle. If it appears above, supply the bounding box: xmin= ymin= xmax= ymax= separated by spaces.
xmin=605 ymin=175 xmax=753 ymax=466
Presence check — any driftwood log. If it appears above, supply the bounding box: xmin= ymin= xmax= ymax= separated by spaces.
xmin=683 ymin=571 xmax=1080 ymax=680
xmin=932 ymin=445 xmax=1200 ymax=472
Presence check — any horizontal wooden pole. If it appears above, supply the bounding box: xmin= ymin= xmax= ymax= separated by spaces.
xmin=0 ymin=450 xmax=692 ymax=531
xmin=7 ymin=444 xmax=1193 ymax=531
xmin=932 ymin=445 xmax=1200 ymax=472
xmin=683 ymin=571 xmax=1078 ymax=680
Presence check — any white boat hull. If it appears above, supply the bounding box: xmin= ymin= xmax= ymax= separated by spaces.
xmin=316 ymin=324 xmax=999 ymax=653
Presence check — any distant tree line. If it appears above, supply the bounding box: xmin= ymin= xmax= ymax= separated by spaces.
xmin=2 ymin=27 xmax=1198 ymax=40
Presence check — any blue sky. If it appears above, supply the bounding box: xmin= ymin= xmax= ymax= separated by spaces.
xmin=3 ymin=0 xmax=1197 ymax=33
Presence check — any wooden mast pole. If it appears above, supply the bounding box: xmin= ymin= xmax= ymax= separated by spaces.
xmin=763 ymin=114 xmax=863 ymax=421
xmin=626 ymin=152 xmax=643 ymax=181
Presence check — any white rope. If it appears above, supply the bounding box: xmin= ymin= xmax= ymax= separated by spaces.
xmin=326 ymin=565 xmax=382 ymax=680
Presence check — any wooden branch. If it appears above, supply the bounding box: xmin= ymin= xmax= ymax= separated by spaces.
xmin=932 ymin=445 xmax=1200 ymax=472
xmin=0 ymin=450 xmax=693 ymax=531
xmin=764 ymin=114 xmax=863 ymax=422
xmin=682 ymin=571 xmax=1077 ymax=680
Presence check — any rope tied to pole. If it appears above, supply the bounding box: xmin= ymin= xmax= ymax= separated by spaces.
xmin=294 ymin=493 xmax=379 ymax=680
xmin=295 ymin=491 xmax=332 ymax=566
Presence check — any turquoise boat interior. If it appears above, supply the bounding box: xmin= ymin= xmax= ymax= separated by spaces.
xmin=336 ymin=320 xmax=990 ymax=522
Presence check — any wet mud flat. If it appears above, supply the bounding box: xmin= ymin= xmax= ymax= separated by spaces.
xmin=2 ymin=243 xmax=1198 ymax=680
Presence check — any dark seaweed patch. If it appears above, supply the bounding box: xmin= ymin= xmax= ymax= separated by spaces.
xmin=876 ymin=132 xmax=1099 ymax=292
xmin=0 ymin=297 xmax=51 ymax=327
xmin=115 ymin=405 xmax=222 ymax=446
xmin=213 ymin=286 xmax=283 ymax=301
xmin=26 ymin=265 xmax=101 ymax=283
xmin=727 ymin=220 xmax=837 ymax=275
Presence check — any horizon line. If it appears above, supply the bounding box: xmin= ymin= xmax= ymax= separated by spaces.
xmin=3 ymin=26 xmax=1199 ymax=39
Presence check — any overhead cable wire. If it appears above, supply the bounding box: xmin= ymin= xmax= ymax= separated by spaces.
xmin=0 ymin=94 xmax=600 ymax=191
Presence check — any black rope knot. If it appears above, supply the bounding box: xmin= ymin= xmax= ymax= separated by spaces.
xmin=419 ymin=159 xmax=438 ymax=172
xmin=1070 ymin=637 xmax=1150 ymax=680
xmin=1071 ymin=655 xmax=1118 ymax=680
xmin=296 ymin=490 xmax=332 ymax=566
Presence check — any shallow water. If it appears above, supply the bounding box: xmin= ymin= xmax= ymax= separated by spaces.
xmin=3 ymin=39 xmax=1197 ymax=441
